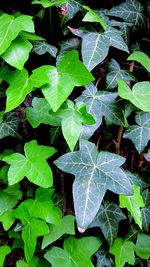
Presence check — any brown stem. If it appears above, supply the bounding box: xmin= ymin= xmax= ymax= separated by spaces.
xmin=147 ymin=257 xmax=150 ymax=267
xmin=115 ymin=126 xmax=124 ymax=154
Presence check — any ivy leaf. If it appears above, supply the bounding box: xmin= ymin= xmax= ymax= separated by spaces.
xmin=0 ymin=210 xmax=15 ymax=231
xmin=135 ymin=232 xmax=150 ymax=259
xmin=1 ymin=36 xmax=32 ymax=70
xmin=76 ymin=83 xmax=125 ymax=139
xmin=3 ymin=140 xmax=56 ymax=188
xmin=123 ymin=112 xmax=150 ymax=153
xmin=82 ymin=6 xmax=107 ymax=30
xmin=118 ymin=79 xmax=150 ymax=112
xmin=57 ymin=38 xmax=80 ymax=63
xmin=106 ymin=59 xmax=135 ymax=89
xmin=42 ymin=215 xmax=75 ymax=249
xmin=127 ymin=51 xmax=150 ymax=72
xmin=32 ymin=0 xmax=67 ymax=8
xmin=33 ymin=41 xmax=58 ymax=57
xmin=96 ymin=249 xmax=112 ymax=267
xmin=0 ymin=190 xmax=19 ymax=216
xmin=90 ymin=202 xmax=126 ymax=245
xmin=142 ymin=189 xmax=150 ymax=232
xmin=60 ymin=0 xmax=81 ymax=23
xmin=81 ymin=27 xmax=128 ymax=71
xmin=16 ymin=257 xmax=39 ymax=267
xmin=54 ymin=139 xmax=133 ymax=231
xmin=44 ymin=236 xmax=101 ymax=267
xmin=110 ymin=238 xmax=135 ymax=267
xmin=22 ymin=218 xmax=49 ymax=262
xmin=25 ymin=97 xmax=61 ymax=128
xmin=106 ymin=0 xmax=145 ymax=26
xmin=5 ymin=68 xmax=33 ymax=112
xmin=0 ymin=112 xmax=20 ymax=139
xmin=0 ymin=245 xmax=11 ymax=267
xmin=119 ymin=185 xmax=144 ymax=228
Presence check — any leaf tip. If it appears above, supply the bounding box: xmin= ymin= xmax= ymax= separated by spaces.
xmin=77 ymin=226 xmax=87 ymax=233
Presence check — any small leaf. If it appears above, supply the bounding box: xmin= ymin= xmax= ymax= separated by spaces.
xmin=42 ymin=215 xmax=75 ymax=249
xmin=16 ymin=256 xmax=39 ymax=267
xmin=0 ymin=245 xmax=11 ymax=267
xmin=123 ymin=112 xmax=150 ymax=153
xmin=3 ymin=140 xmax=56 ymax=188
xmin=0 ymin=112 xmax=20 ymax=139
xmin=82 ymin=6 xmax=107 ymax=30
xmin=127 ymin=51 xmax=150 ymax=72
xmin=33 ymin=41 xmax=58 ymax=57
xmin=118 ymin=79 xmax=150 ymax=111
xmin=32 ymin=0 xmax=67 ymax=8
xmin=110 ymin=238 xmax=135 ymax=267
xmin=54 ymin=140 xmax=133 ymax=230
xmin=0 ymin=190 xmax=19 ymax=216
xmin=119 ymin=185 xmax=144 ymax=228
xmin=60 ymin=0 xmax=81 ymax=23
xmin=142 ymin=189 xmax=150 ymax=232
xmin=96 ymin=249 xmax=112 ymax=267
xmin=135 ymin=232 xmax=150 ymax=259
xmin=44 ymin=236 xmax=101 ymax=267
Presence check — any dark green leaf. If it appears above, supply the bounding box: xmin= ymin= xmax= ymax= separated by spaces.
xmin=96 ymin=249 xmax=112 ymax=267
xmin=0 ymin=112 xmax=20 ymax=139
xmin=33 ymin=41 xmax=58 ymax=57
xmin=135 ymin=232 xmax=150 ymax=259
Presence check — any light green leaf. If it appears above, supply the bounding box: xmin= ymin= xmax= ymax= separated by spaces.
xmin=33 ymin=41 xmax=58 ymax=57
xmin=110 ymin=238 xmax=135 ymax=267
xmin=5 ymin=68 xmax=33 ymax=112
xmin=32 ymin=0 xmax=67 ymax=8
xmin=3 ymin=140 xmax=56 ymax=188
xmin=0 ymin=191 xmax=19 ymax=216
xmin=0 ymin=210 xmax=15 ymax=230
xmin=127 ymin=51 xmax=150 ymax=72
xmin=82 ymin=6 xmax=107 ymax=30
xmin=2 ymin=36 xmax=32 ymax=70
xmin=118 ymin=79 xmax=150 ymax=111
xmin=16 ymin=256 xmax=39 ymax=267
xmin=0 ymin=245 xmax=11 ymax=267
xmin=120 ymin=185 xmax=144 ymax=228
xmin=135 ymin=232 xmax=150 ymax=259
xmin=90 ymin=202 xmax=126 ymax=245
xmin=106 ymin=59 xmax=135 ymax=89
xmin=25 ymin=97 xmax=61 ymax=128
xmin=0 ymin=112 xmax=20 ymax=139
xmin=123 ymin=112 xmax=150 ymax=153
xmin=106 ymin=0 xmax=145 ymax=26
xmin=42 ymin=215 xmax=75 ymax=249
xmin=44 ymin=236 xmax=101 ymax=267
xmin=22 ymin=218 xmax=49 ymax=262
xmin=54 ymin=140 xmax=133 ymax=230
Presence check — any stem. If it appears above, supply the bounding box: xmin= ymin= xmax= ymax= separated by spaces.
xmin=115 ymin=126 xmax=123 ymax=154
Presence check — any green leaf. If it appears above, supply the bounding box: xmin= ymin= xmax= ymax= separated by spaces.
xmin=5 ymin=68 xmax=33 ymax=112
xmin=118 ymin=79 xmax=150 ymax=111
xmin=0 ymin=190 xmax=19 ymax=216
xmin=25 ymin=97 xmax=61 ymax=128
xmin=119 ymin=185 xmax=144 ymax=228
xmin=42 ymin=215 xmax=75 ymax=249
xmin=96 ymin=249 xmax=112 ymax=267
xmin=127 ymin=51 xmax=150 ymax=72
xmin=32 ymin=0 xmax=67 ymax=8
xmin=2 ymin=36 xmax=33 ymax=70
xmin=82 ymin=6 xmax=107 ymax=30
xmin=81 ymin=27 xmax=128 ymax=71
xmin=76 ymin=83 xmax=125 ymax=139
xmin=106 ymin=59 xmax=135 ymax=89
xmin=0 ymin=112 xmax=20 ymax=139
xmin=142 ymin=189 xmax=150 ymax=232
xmin=3 ymin=140 xmax=56 ymax=187
xmin=41 ymin=50 xmax=94 ymax=111
xmin=90 ymin=202 xmax=126 ymax=245
xmin=22 ymin=218 xmax=49 ymax=262
xmin=54 ymin=140 xmax=133 ymax=230
xmin=33 ymin=41 xmax=58 ymax=57
xmin=60 ymin=0 xmax=81 ymax=23
xmin=16 ymin=256 xmax=39 ymax=267
xmin=110 ymin=238 xmax=135 ymax=267
xmin=0 ymin=210 xmax=15 ymax=230
xmin=135 ymin=232 xmax=150 ymax=259
xmin=0 ymin=245 xmax=11 ymax=267
xmin=44 ymin=236 xmax=101 ymax=267
xmin=123 ymin=112 xmax=150 ymax=153
xmin=106 ymin=0 xmax=145 ymax=26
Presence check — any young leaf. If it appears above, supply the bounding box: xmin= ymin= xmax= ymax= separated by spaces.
xmin=106 ymin=0 xmax=145 ymax=26
xmin=119 ymin=185 xmax=144 ymax=228
xmin=76 ymin=83 xmax=125 ymax=139
xmin=32 ymin=0 xmax=67 ymax=8
xmin=0 ymin=210 xmax=15 ymax=231
xmin=5 ymin=68 xmax=33 ymax=112
xmin=90 ymin=202 xmax=126 ymax=245
xmin=82 ymin=6 xmax=107 ymax=30
xmin=33 ymin=41 xmax=58 ymax=57
xmin=42 ymin=215 xmax=75 ymax=249
xmin=3 ymin=140 xmax=56 ymax=188
xmin=110 ymin=238 xmax=135 ymax=267
xmin=54 ymin=139 xmax=133 ymax=230
xmin=118 ymin=79 xmax=150 ymax=111
xmin=0 ymin=190 xmax=19 ymax=216
xmin=0 ymin=245 xmax=11 ymax=267
xmin=127 ymin=51 xmax=150 ymax=72
xmin=16 ymin=256 xmax=39 ymax=267
xmin=123 ymin=112 xmax=150 ymax=153
xmin=96 ymin=249 xmax=112 ymax=267
xmin=106 ymin=59 xmax=135 ymax=89
xmin=44 ymin=236 xmax=101 ymax=267
xmin=135 ymin=232 xmax=150 ymax=259
xmin=0 ymin=112 xmax=20 ymax=139
xmin=2 ymin=36 xmax=32 ymax=70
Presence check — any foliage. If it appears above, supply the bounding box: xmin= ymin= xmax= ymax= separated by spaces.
xmin=0 ymin=0 xmax=149 ymax=266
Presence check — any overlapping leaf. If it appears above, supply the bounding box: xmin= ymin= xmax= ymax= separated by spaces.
xmin=60 ymin=0 xmax=81 ymax=24
xmin=96 ymin=249 xmax=112 ymax=267
xmin=33 ymin=41 xmax=58 ymax=57
xmin=3 ymin=140 xmax=56 ymax=188
xmin=0 ymin=245 xmax=11 ymax=267
xmin=135 ymin=232 xmax=150 ymax=260
xmin=0 ymin=112 xmax=20 ymax=139
xmin=82 ymin=6 xmax=107 ymax=30
xmin=55 ymin=139 xmax=133 ymax=230
xmin=32 ymin=0 xmax=67 ymax=8
xmin=127 ymin=51 xmax=150 ymax=72
xmin=142 ymin=189 xmax=150 ymax=232
xmin=76 ymin=83 xmax=125 ymax=139
xmin=123 ymin=112 xmax=150 ymax=153
xmin=90 ymin=202 xmax=126 ymax=245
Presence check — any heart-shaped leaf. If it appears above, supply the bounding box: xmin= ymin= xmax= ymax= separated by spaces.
xmin=127 ymin=51 xmax=150 ymax=72
xmin=0 ymin=245 xmax=11 ymax=267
